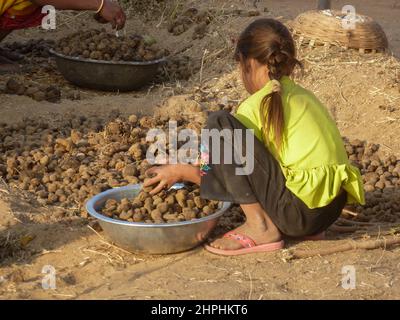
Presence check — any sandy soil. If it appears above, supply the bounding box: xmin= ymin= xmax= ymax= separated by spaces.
xmin=1 ymin=192 xmax=399 ymax=300
xmin=1 ymin=0 xmax=400 ymax=300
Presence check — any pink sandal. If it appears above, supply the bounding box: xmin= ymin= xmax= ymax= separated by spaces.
xmin=204 ymin=231 xmax=284 ymax=256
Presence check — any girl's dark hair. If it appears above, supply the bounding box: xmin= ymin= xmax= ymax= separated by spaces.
xmin=234 ymin=18 xmax=302 ymax=150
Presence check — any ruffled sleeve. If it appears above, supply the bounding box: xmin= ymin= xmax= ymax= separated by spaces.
xmin=282 ymin=164 xmax=365 ymax=209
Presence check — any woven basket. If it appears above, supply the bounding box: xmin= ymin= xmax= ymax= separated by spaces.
xmin=291 ymin=10 xmax=388 ymax=51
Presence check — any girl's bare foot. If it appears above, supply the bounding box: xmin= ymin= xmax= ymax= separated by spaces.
xmin=209 ymin=204 xmax=281 ymax=250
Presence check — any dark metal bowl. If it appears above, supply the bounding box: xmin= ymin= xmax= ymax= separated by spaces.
xmin=50 ymin=49 xmax=166 ymax=92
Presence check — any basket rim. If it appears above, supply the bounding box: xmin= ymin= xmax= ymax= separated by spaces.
xmin=291 ymin=9 xmax=388 ymax=50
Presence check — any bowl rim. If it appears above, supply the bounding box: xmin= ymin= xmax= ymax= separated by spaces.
xmin=49 ymin=48 xmax=167 ymax=66
xmin=86 ymin=184 xmax=231 ymax=228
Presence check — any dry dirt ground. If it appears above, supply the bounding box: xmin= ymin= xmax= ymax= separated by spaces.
xmin=1 ymin=0 xmax=400 ymax=300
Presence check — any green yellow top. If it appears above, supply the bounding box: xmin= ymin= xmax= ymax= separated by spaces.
xmin=235 ymin=76 xmax=365 ymax=209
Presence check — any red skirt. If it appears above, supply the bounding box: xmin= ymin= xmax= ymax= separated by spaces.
xmin=0 ymin=6 xmax=45 ymax=30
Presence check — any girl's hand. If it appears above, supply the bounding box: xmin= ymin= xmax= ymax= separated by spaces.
xmin=144 ymin=165 xmax=182 ymax=195
xmin=95 ymin=0 xmax=126 ymax=30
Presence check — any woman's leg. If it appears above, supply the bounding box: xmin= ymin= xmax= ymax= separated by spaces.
xmin=0 ymin=30 xmax=22 ymax=74
xmin=0 ymin=30 xmax=11 ymax=41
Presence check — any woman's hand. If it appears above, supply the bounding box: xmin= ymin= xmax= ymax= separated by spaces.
xmin=33 ymin=0 xmax=126 ymax=29
xmin=96 ymin=0 xmax=126 ymax=30
xmin=144 ymin=165 xmax=183 ymax=195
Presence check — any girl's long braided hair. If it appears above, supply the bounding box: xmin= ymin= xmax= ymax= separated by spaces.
xmin=234 ymin=19 xmax=302 ymax=150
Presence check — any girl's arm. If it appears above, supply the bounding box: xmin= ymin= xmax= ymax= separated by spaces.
xmin=179 ymin=164 xmax=201 ymax=185
xmin=32 ymin=0 xmax=126 ymax=29
xmin=144 ymin=164 xmax=201 ymax=195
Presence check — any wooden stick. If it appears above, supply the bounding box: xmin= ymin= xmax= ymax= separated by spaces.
xmin=289 ymin=236 xmax=400 ymax=259
xmin=86 ymin=225 xmax=133 ymax=256
xmin=337 ymin=217 xmax=375 ymax=226
xmin=329 ymin=224 xmax=359 ymax=233
xmin=342 ymin=208 xmax=358 ymax=216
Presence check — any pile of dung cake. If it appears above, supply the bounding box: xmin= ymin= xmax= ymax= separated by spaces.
xmin=55 ymin=29 xmax=169 ymax=62
xmin=4 ymin=77 xmax=61 ymax=103
xmin=101 ymin=184 xmax=220 ymax=224
xmin=3 ymin=77 xmax=80 ymax=103
xmin=2 ymin=39 xmax=55 ymax=59
xmin=167 ymin=7 xmax=261 ymax=38
xmin=343 ymin=138 xmax=400 ymax=223
xmin=0 ymin=103 xmax=208 ymax=219
xmin=157 ymin=55 xmax=199 ymax=81
xmin=0 ymin=104 xmax=399 ymax=225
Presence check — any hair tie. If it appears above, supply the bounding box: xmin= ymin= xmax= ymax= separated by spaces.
xmin=271 ymin=79 xmax=282 ymax=93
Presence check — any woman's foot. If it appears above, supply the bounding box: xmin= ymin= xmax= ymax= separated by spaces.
xmin=209 ymin=206 xmax=281 ymax=250
xmin=0 ymin=56 xmax=20 ymax=74
xmin=0 ymin=47 xmax=23 ymax=62
xmin=0 ymin=48 xmax=23 ymax=74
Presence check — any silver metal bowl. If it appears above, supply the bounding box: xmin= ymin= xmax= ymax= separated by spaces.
xmin=50 ymin=49 xmax=166 ymax=92
xmin=86 ymin=184 xmax=231 ymax=254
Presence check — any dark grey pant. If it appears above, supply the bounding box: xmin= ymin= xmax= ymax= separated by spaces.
xmin=200 ymin=111 xmax=346 ymax=237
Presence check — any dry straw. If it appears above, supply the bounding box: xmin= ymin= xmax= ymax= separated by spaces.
xmin=291 ymin=10 xmax=388 ymax=52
